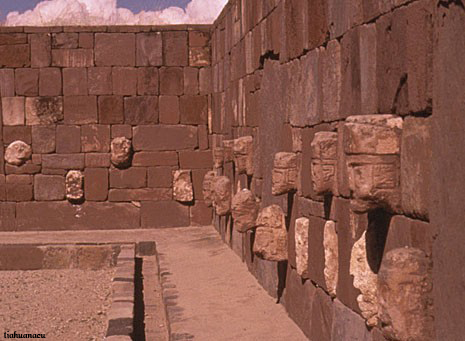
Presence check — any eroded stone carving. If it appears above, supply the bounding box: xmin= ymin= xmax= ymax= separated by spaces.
xmin=111 ymin=137 xmax=132 ymax=169
xmin=295 ymin=217 xmax=309 ymax=277
xmin=173 ymin=170 xmax=193 ymax=202
xmin=253 ymin=205 xmax=288 ymax=261
xmin=231 ymin=189 xmax=259 ymax=232
xmin=66 ymin=170 xmax=84 ymax=203
xmin=311 ymin=132 xmax=338 ymax=195
xmin=233 ymin=136 xmax=254 ymax=175
xmin=222 ymin=140 xmax=234 ymax=163
xmin=323 ymin=220 xmax=338 ymax=297
xmin=211 ymin=176 xmax=232 ymax=216
xmin=25 ymin=97 xmax=63 ymax=125
xmin=344 ymin=115 xmax=403 ymax=213
xmin=378 ymin=248 xmax=434 ymax=341
xmin=4 ymin=141 xmax=32 ymax=166
xmin=350 ymin=231 xmax=378 ymax=326
xmin=213 ymin=147 xmax=224 ymax=169
xmin=271 ymin=152 xmax=298 ymax=195
xmin=202 ymin=171 xmax=216 ymax=207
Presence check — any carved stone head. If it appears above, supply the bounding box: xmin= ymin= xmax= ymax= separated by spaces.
xmin=231 ymin=189 xmax=259 ymax=232
xmin=233 ymin=136 xmax=254 ymax=175
xmin=66 ymin=170 xmax=84 ymax=203
xmin=311 ymin=132 xmax=338 ymax=195
xmin=271 ymin=152 xmax=299 ymax=196
xmin=172 ymin=170 xmax=194 ymax=202
xmin=111 ymin=137 xmax=132 ymax=169
xmin=344 ymin=115 xmax=403 ymax=213
xmin=211 ymin=176 xmax=232 ymax=216
xmin=202 ymin=171 xmax=217 ymax=207
xmin=4 ymin=140 xmax=32 ymax=166
xmin=253 ymin=205 xmax=288 ymax=261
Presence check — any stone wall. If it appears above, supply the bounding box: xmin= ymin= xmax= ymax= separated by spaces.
xmin=207 ymin=0 xmax=440 ymax=340
xmin=0 ymin=25 xmax=213 ymax=230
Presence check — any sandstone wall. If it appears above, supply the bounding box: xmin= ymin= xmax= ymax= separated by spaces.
xmin=0 ymin=25 xmax=213 ymax=230
xmin=208 ymin=0 xmax=439 ymax=340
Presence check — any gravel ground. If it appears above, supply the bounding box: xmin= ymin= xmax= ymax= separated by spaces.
xmin=0 ymin=269 xmax=115 ymax=341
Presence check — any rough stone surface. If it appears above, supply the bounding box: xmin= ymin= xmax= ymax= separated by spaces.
xmin=271 ymin=152 xmax=298 ymax=195
xmin=2 ymin=97 xmax=25 ymax=126
xmin=323 ymin=220 xmax=338 ymax=297
xmin=25 ymin=97 xmax=64 ymax=125
xmin=311 ymin=132 xmax=338 ymax=195
xmin=211 ymin=176 xmax=231 ymax=216
xmin=231 ymin=189 xmax=259 ymax=232
xmin=378 ymin=247 xmax=434 ymax=341
xmin=201 ymin=171 xmax=216 ymax=207
xmin=213 ymin=147 xmax=224 ymax=169
xmin=172 ymin=170 xmax=194 ymax=203
xmin=344 ymin=115 xmax=403 ymax=213
xmin=295 ymin=217 xmax=309 ymax=277
xmin=111 ymin=137 xmax=132 ymax=169
xmin=253 ymin=205 xmax=288 ymax=261
xmin=4 ymin=141 xmax=32 ymax=166
xmin=350 ymin=231 xmax=378 ymax=327
xmin=233 ymin=136 xmax=254 ymax=175
xmin=66 ymin=170 xmax=84 ymax=203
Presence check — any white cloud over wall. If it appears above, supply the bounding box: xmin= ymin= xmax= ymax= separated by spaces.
xmin=5 ymin=0 xmax=227 ymax=26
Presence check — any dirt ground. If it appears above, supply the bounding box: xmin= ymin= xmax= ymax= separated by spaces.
xmin=0 ymin=269 xmax=114 ymax=341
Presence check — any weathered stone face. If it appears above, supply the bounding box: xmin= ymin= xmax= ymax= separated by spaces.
xmin=202 ymin=171 xmax=216 ymax=207
xmin=222 ymin=140 xmax=234 ymax=163
xmin=111 ymin=137 xmax=132 ymax=169
xmin=231 ymin=189 xmax=258 ymax=232
xmin=350 ymin=231 xmax=378 ymax=327
xmin=344 ymin=115 xmax=403 ymax=213
xmin=66 ymin=170 xmax=84 ymax=203
xmin=211 ymin=176 xmax=231 ymax=216
xmin=311 ymin=132 xmax=338 ymax=195
xmin=295 ymin=217 xmax=309 ymax=277
xmin=378 ymin=248 xmax=435 ymax=341
xmin=233 ymin=136 xmax=254 ymax=175
xmin=253 ymin=205 xmax=288 ymax=261
xmin=4 ymin=141 xmax=32 ymax=166
xmin=212 ymin=147 xmax=224 ymax=169
xmin=323 ymin=220 xmax=338 ymax=297
xmin=271 ymin=152 xmax=299 ymax=195
xmin=173 ymin=170 xmax=193 ymax=202
xmin=25 ymin=96 xmax=64 ymax=125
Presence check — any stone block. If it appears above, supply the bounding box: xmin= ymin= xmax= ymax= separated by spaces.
xmin=281 ymin=0 xmax=305 ymax=61
xmin=52 ymin=33 xmax=78 ymax=49
xmin=359 ymin=23 xmax=377 ymax=115
xmin=401 ymin=116 xmax=431 ymax=220
xmin=320 ymin=40 xmax=341 ymax=122
xmin=159 ymin=67 xmax=183 ymax=95
xmin=84 ymin=168 xmax=108 ymax=201
xmin=25 ymin=96 xmax=63 ymax=125
xmin=111 ymin=125 xmax=132 ymax=139
xmin=233 ymin=136 xmax=253 ymax=175
xmin=189 ymin=30 xmax=209 ymax=47
xmin=141 ymin=201 xmax=189 ymax=228
xmin=6 ymin=182 xmax=33 ymax=201
xmin=137 ymin=67 xmax=159 ymax=95
xmin=0 ymin=246 xmax=43 ymax=270
xmin=81 ymin=124 xmax=110 ymax=153
xmin=88 ymin=67 xmax=112 ymax=95
xmin=136 ymin=32 xmax=162 ymax=66
xmin=30 ymin=34 xmax=51 ymax=67
xmin=344 ymin=115 xmax=403 ymax=213
xmin=179 ymin=95 xmax=208 ymax=124
xmin=4 ymin=141 xmax=32 ymax=166
xmin=0 ymin=69 xmax=15 ymax=97
xmin=271 ymin=152 xmax=298 ymax=195
xmin=295 ymin=217 xmax=309 ymax=277
xmin=66 ymin=170 xmax=84 ymax=203
xmin=39 ymin=68 xmax=62 ymax=96
xmin=211 ymin=175 xmax=231 ymax=216
xmin=0 ymin=203 xmax=16 ymax=231
xmin=310 ymin=288 xmax=333 ymax=341
xmin=79 ymin=33 xmax=93 ymax=48
xmin=56 ymin=125 xmax=80 ymax=153
xmin=231 ymin=189 xmax=259 ymax=232
xmin=159 ymin=96 xmax=180 ymax=124
xmin=0 ymin=33 xmax=27 ymax=45
xmin=310 ymin=131 xmax=338 ymax=195
xmin=191 ymin=168 xmax=209 ymax=201
xmin=327 ymin=0 xmax=362 ymax=39
xmin=184 ymin=67 xmax=199 ymax=95
xmin=0 ymin=44 xmax=30 ymax=67
xmin=98 ymin=96 xmax=124 ymax=124
xmin=254 ymin=205 xmax=288 ymax=261
xmin=108 ymin=188 xmax=171 ymax=202
xmin=307 ymin=0 xmax=327 ymax=50
xmin=202 ymin=171 xmax=216 ymax=207
xmin=15 ymin=68 xmax=39 ymax=96
xmin=323 ymin=220 xmax=338 ymax=297
xmin=123 ymin=96 xmax=158 ymax=124
xmin=85 ymin=153 xmax=110 ymax=168
xmin=378 ymin=248 xmax=434 ymax=340
xmin=95 ymin=33 xmax=135 ymax=66
xmin=199 ymin=67 xmax=211 ymax=95
xmin=189 ymin=47 xmax=211 ymax=67
xmin=190 ymin=201 xmax=212 ymax=226
xmin=133 ymin=125 xmax=197 ymax=151
xmin=162 ymin=31 xmax=188 ymax=66
xmin=173 ymin=169 xmax=194 ymax=202
xmin=42 ymin=154 xmax=85 ymax=170
xmin=32 ymin=125 xmax=55 ymax=154
xmin=147 ymin=166 xmax=173 ymax=188
xmin=3 ymin=126 xmax=31 ymax=144
xmin=51 ymin=49 xmax=93 ymax=67
xmin=63 ymin=67 xmax=87 ymax=96
xmin=179 ymin=150 xmax=212 ymax=169
xmin=64 ymin=96 xmax=97 ymax=124
xmin=34 ymin=175 xmax=65 ymax=201
xmin=340 ymin=27 xmax=361 ymax=118
xmin=331 ymin=299 xmax=371 ymax=341
xmin=112 ymin=67 xmax=137 ymax=96
xmin=2 ymin=97 xmax=25 ymax=126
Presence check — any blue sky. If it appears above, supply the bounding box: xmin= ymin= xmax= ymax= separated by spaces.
xmin=0 ymin=0 xmax=190 ymax=21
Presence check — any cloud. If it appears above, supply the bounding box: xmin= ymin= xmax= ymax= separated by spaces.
xmin=5 ymin=0 xmax=227 ymax=26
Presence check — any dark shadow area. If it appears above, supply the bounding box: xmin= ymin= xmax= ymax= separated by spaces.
xmin=247 ymin=174 xmax=252 ymax=189
xmin=259 ymin=50 xmax=280 ymax=68
xmin=133 ymin=257 xmax=146 ymax=341
xmin=366 ymin=209 xmax=392 ymax=274
xmin=285 ymin=192 xmax=295 ymax=231
xmin=276 ymin=260 xmax=288 ymax=304
xmin=323 ymin=194 xmax=333 ymax=220
xmin=228 ymin=214 xmax=233 ymax=247
xmin=249 ymin=230 xmax=255 ymax=263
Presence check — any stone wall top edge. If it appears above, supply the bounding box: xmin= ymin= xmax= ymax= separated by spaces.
xmin=0 ymin=24 xmax=212 ymax=33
